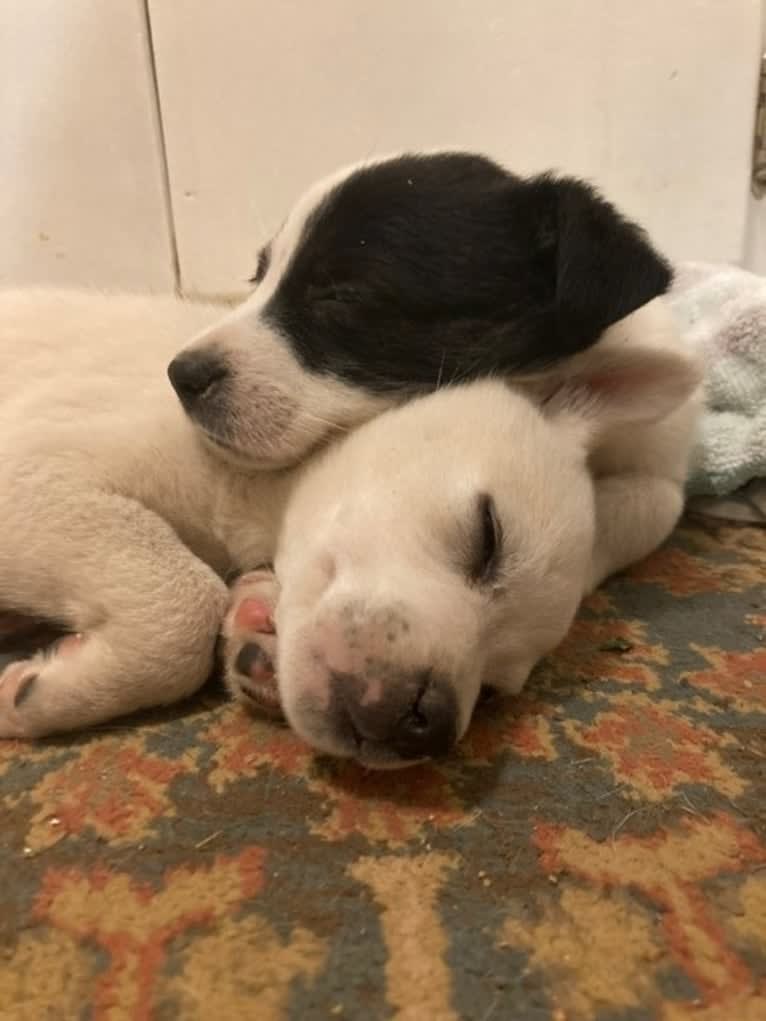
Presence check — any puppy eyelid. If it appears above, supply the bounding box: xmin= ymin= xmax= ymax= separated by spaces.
xmin=469 ymin=493 xmax=503 ymax=586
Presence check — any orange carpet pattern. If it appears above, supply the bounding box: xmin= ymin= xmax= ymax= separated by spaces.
xmin=1 ymin=518 xmax=764 ymax=1020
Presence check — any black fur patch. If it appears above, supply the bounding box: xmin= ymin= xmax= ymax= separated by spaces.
xmin=262 ymin=152 xmax=672 ymax=393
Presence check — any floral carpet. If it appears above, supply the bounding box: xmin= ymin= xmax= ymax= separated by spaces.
xmin=1 ymin=518 xmax=764 ymax=1021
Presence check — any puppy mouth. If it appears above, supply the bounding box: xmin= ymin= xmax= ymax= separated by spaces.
xmin=289 ymin=700 xmax=429 ymax=769
xmin=180 ymin=399 xmax=237 ymax=453
xmin=238 ymin=683 xmax=421 ymax=767
xmin=345 ymin=736 xmax=427 ymax=770
xmin=353 ymin=749 xmax=426 ymax=770
xmin=202 ymin=429 xmax=240 ymax=454
xmin=322 ymin=716 xmax=427 ymax=769
xmin=237 ymin=681 xmax=422 ymax=767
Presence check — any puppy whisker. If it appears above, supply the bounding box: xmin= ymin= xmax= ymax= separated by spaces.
xmin=298 ymin=411 xmax=352 ymax=433
xmin=435 ymin=350 xmax=447 ymax=391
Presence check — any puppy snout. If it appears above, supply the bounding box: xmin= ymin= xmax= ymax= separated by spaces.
xmin=333 ymin=670 xmax=457 ymax=761
xmin=168 ymin=349 xmax=229 ymax=405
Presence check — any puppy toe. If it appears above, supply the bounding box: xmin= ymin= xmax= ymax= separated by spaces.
xmin=233 ymin=597 xmax=275 ymax=635
xmin=223 ymin=568 xmax=280 ymax=638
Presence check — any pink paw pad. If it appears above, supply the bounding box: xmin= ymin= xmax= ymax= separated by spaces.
xmin=234 ymin=598 xmax=275 ymax=634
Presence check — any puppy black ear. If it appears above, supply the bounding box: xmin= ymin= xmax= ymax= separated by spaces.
xmin=505 ymin=174 xmax=673 ymax=365
xmin=542 ymin=174 xmax=673 ymax=342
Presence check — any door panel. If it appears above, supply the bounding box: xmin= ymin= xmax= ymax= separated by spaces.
xmin=1 ymin=0 xmax=175 ymax=290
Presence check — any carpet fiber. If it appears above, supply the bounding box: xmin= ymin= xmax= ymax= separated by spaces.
xmin=1 ymin=518 xmax=765 ymax=1020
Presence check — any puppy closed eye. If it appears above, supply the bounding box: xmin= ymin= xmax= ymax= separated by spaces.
xmin=469 ymin=493 xmax=503 ymax=585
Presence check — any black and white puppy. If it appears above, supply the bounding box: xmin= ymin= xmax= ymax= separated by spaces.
xmin=168 ymin=151 xmax=673 ymax=468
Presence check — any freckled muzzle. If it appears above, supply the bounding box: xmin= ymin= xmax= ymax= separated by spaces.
xmin=282 ymin=600 xmax=461 ymax=764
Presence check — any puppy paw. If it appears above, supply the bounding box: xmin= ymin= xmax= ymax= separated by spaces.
xmin=0 ymin=635 xmax=84 ymax=739
xmin=221 ymin=569 xmax=283 ymax=718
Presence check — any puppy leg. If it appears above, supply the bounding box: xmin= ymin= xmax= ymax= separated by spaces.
xmin=0 ymin=486 xmax=228 ymax=738
xmin=587 ymin=474 xmax=685 ymax=591
xmin=220 ymin=568 xmax=283 ymax=718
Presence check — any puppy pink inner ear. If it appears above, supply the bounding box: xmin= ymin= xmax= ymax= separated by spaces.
xmin=585 ymin=367 xmax=660 ymax=397
xmin=547 ymin=346 xmax=702 ymax=441
xmin=584 ymin=359 xmax=685 ymax=415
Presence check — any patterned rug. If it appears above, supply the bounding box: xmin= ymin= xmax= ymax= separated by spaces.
xmin=1 ymin=518 xmax=764 ymax=1021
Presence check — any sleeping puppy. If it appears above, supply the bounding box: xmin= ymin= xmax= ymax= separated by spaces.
xmin=0 ymin=290 xmax=701 ymax=766
xmin=167 ymin=151 xmax=674 ymax=470
xmin=167 ymin=149 xmax=682 ymax=732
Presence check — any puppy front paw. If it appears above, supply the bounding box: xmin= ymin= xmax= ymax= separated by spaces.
xmin=221 ymin=569 xmax=284 ymax=718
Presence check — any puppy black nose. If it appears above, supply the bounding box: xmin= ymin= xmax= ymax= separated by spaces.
xmin=168 ymin=350 xmax=228 ymax=404
xmin=334 ymin=671 xmax=458 ymax=761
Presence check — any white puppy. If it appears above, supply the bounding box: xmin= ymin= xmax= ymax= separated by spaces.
xmin=0 ymin=290 xmax=701 ymax=766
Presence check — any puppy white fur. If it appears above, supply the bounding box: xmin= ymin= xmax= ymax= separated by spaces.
xmin=0 ymin=289 xmax=701 ymax=766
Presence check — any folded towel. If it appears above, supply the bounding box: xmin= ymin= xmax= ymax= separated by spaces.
xmin=668 ymin=262 xmax=766 ymax=503
xmin=685 ymin=478 xmax=766 ymax=526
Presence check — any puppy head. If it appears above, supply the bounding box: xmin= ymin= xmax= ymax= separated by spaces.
xmin=168 ymin=151 xmax=672 ymax=468
xmin=272 ymin=379 xmax=592 ymax=768
xmin=271 ymin=334 xmax=697 ymax=768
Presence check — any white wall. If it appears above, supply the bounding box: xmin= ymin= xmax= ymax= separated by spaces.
xmin=0 ymin=0 xmax=175 ymax=291
xmin=0 ymin=1 xmax=762 ymax=294
xmin=149 ymin=0 xmax=762 ymax=298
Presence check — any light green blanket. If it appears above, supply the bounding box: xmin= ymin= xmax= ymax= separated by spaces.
xmin=669 ymin=262 xmax=766 ymax=506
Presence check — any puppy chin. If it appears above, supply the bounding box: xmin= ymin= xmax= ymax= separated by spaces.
xmin=199 ymin=430 xmax=302 ymax=471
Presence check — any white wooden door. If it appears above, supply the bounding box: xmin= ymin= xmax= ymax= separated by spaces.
xmin=0 ymin=0 xmax=175 ymax=291
xmin=149 ymin=0 xmax=762 ymax=298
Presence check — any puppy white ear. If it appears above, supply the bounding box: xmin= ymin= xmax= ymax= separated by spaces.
xmin=544 ymin=341 xmax=702 ymax=445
